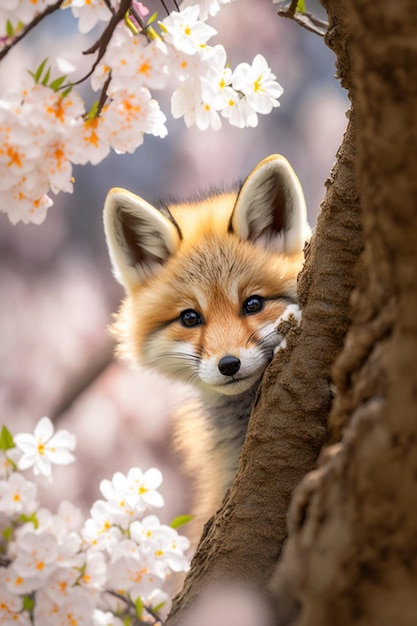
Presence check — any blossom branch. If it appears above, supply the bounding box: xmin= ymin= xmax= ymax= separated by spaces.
xmin=107 ymin=590 xmax=164 ymax=625
xmin=0 ymin=0 xmax=65 ymax=61
xmin=0 ymin=3 xmax=285 ymax=225
xmin=74 ymin=0 xmax=133 ymax=85
xmin=275 ymin=0 xmax=328 ymax=37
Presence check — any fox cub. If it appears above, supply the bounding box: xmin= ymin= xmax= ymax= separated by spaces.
xmin=103 ymin=155 xmax=310 ymax=540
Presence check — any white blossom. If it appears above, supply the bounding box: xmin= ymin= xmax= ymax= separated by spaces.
xmin=160 ymin=5 xmax=217 ymax=55
xmin=93 ymin=610 xmax=124 ymax=626
xmin=0 ymin=473 xmax=38 ymax=517
xmin=0 ymin=415 xmax=191 ymax=625
xmin=70 ymin=0 xmax=113 ymax=34
xmin=100 ymin=467 xmax=164 ymax=514
xmin=232 ymin=53 xmax=284 ymax=114
xmin=81 ymin=499 xmax=123 ymax=551
xmin=13 ymin=528 xmax=59 ymax=580
xmin=14 ymin=416 xmax=76 ymax=479
xmin=0 ymin=585 xmax=31 ymax=625
xmin=34 ymin=585 xmax=95 ymax=626
xmin=0 ymin=2 xmax=283 ymax=222
xmin=180 ymin=0 xmax=235 ymax=20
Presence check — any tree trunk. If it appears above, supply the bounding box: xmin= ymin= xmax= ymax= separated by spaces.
xmin=166 ymin=3 xmax=361 ymax=624
xmin=166 ymin=1 xmax=417 ymax=624
xmin=271 ymin=1 xmax=417 ymax=625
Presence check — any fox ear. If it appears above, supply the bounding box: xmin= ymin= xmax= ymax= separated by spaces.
xmin=103 ymin=188 xmax=181 ymax=290
xmin=229 ymin=154 xmax=310 ymax=254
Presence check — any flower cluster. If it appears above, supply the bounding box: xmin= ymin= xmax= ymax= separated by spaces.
xmin=0 ymin=417 xmax=190 ymax=625
xmin=0 ymin=0 xmax=284 ymax=225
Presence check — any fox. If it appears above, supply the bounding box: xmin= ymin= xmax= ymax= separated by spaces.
xmin=103 ymin=154 xmax=310 ymax=542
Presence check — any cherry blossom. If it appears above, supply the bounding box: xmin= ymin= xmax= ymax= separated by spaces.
xmin=232 ymin=53 xmax=284 ymax=114
xmin=161 ymin=5 xmax=217 ymax=55
xmin=81 ymin=499 xmax=123 ymax=551
xmin=180 ymin=0 xmax=235 ymax=20
xmin=0 ymin=577 xmax=31 ymax=626
xmin=221 ymin=92 xmax=259 ymax=128
xmin=70 ymin=0 xmax=113 ymax=34
xmin=93 ymin=609 xmax=124 ymax=626
xmin=0 ymin=419 xmax=191 ymax=624
xmin=101 ymin=88 xmax=168 ymax=154
xmin=14 ymin=416 xmax=76 ymax=479
xmin=0 ymin=1 xmax=284 ymax=224
xmin=130 ymin=515 xmax=190 ymax=577
xmin=0 ymin=0 xmax=53 ymax=36
xmin=13 ymin=528 xmax=59 ymax=580
xmin=0 ymin=472 xmax=38 ymax=516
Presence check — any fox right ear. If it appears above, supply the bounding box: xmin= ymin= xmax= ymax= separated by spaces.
xmin=229 ymin=155 xmax=310 ymax=254
xmin=103 ymin=188 xmax=181 ymax=291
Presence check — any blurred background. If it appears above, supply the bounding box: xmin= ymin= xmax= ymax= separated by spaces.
xmin=0 ymin=0 xmax=348 ymax=524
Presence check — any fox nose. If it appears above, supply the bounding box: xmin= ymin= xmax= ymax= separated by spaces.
xmin=218 ymin=355 xmax=241 ymax=377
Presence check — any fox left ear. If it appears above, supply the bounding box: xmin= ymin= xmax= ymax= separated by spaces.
xmin=103 ymin=188 xmax=181 ymax=291
xmin=229 ymin=154 xmax=310 ymax=254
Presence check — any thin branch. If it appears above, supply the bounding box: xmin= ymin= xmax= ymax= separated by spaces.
xmin=103 ymin=0 xmax=116 ymax=14
xmin=0 ymin=0 xmax=65 ymax=61
xmin=49 ymin=342 xmax=114 ymax=424
xmin=72 ymin=0 xmax=133 ymax=86
xmin=106 ymin=591 xmax=164 ymax=625
xmin=130 ymin=4 xmax=148 ymax=31
xmin=96 ymin=72 xmax=112 ymax=117
xmin=276 ymin=1 xmax=328 ymax=37
xmin=159 ymin=0 xmax=172 ymax=16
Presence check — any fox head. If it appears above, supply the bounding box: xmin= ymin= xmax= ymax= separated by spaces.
xmin=104 ymin=155 xmax=310 ymax=397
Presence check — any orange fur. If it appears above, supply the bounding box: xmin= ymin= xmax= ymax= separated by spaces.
xmin=104 ymin=155 xmax=310 ymax=543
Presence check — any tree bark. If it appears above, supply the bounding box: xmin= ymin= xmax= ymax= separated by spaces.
xmin=271 ymin=2 xmax=417 ymax=624
xmin=165 ymin=2 xmax=363 ymax=622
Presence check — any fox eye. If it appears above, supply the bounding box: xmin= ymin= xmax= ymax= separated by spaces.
xmin=179 ymin=309 xmax=202 ymax=328
xmin=243 ymin=295 xmax=264 ymax=315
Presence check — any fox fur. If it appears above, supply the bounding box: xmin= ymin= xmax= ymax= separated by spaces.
xmin=103 ymin=155 xmax=310 ymax=541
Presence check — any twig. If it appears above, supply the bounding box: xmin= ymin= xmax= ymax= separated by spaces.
xmin=130 ymin=4 xmax=148 ymax=32
xmin=276 ymin=0 xmax=328 ymax=37
xmin=96 ymin=72 xmax=112 ymax=117
xmin=106 ymin=590 xmax=164 ymax=625
xmin=72 ymin=0 xmax=133 ymax=86
xmin=159 ymin=0 xmax=171 ymax=16
xmin=49 ymin=342 xmax=114 ymax=424
xmin=103 ymin=0 xmax=116 ymax=14
xmin=0 ymin=0 xmax=66 ymax=61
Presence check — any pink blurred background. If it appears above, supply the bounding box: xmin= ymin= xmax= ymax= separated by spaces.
xmin=0 ymin=0 xmax=347 ymax=524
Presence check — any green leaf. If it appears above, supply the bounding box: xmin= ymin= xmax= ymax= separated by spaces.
xmin=61 ymin=84 xmax=73 ymax=98
xmin=151 ymin=601 xmax=166 ymax=614
xmin=34 ymin=58 xmax=48 ymax=84
xmin=2 ymin=526 xmax=13 ymax=542
xmin=17 ymin=512 xmax=39 ymax=529
xmin=124 ymin=13 xmax=139 ymax=35
xmin=49 ymin=75 xmax=67 ymax=92
xmin=147 ymin=11 xmax=158 ymax=25
xmin=23 ymin=595 xmax=35 ymax=611
xmin=41 ymin=67 xmax=51 ymax=86
xmin=296 ymin=0 xmax=306 ymax=12
xmin=0 ymin=426 xmax=14 ymax=451
xmin=86 ymin=100 xmax=99 ymax=120
xmin=6 ymin=20 xmax=14 ymax=38
xmin=169 ymin=514 xmax=193 ymax=529
xmin=123 ymin=616 xmax=132 ymax=626
xmin=135 ymin=596 xmax=143 ymax=619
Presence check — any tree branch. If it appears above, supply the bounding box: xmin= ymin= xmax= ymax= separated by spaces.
xmin=72 ymin=0 xmax=132 ymax=86
xmin=49 ymin=342 xmax=114 ymax=424
xmin=0 ymin=0 xmax=66 ymax=61
xmin=166 ymin=79 xmax=361 ymax=626
xmin=275 ymin=1 xmax=328 ymax=37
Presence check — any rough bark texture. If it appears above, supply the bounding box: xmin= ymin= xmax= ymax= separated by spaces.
xmin=271 ymin=2 xmax=417 ymax=624
xmin=165 ymin=2 xmax=362 ymax=621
